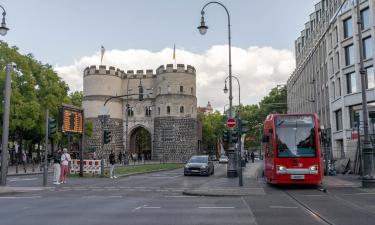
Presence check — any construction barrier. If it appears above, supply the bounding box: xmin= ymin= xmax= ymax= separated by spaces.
xmin=70 ymin=159 xmax=101 ymax=175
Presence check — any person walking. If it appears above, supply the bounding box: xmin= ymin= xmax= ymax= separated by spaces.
xmin=250 ymin=152 xmax=255 ymax=163
xmin=59 ymin=148 xmax=71 ymax=184
xmin=53 ymin=149 xmax=62 ymax=185
xmin=21 ymin=150 xmax=27 ymax=173
xmin=118 ymin=152 xmax=122 ymax=165
xmin=109 ymin=150 xmax=117 ymax=179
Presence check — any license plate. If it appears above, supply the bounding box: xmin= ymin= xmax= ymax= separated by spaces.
xmin=291 ymin=175 xmax=305 ymax=180
xmin=191 ymin=170 xmax=199 ymax=172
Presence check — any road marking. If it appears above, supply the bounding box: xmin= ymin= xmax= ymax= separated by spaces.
xmin=107 ymin=195 xmax=122 ymax=198
xmin=8 ymin=178 xmax=38 ymax=182
xmin=198 ymin=206 xmax=235 ymax=209
xmin=0 ymin=196 xmax=41 ymax=199
xmin=300 ymin=194 xmax=326 ymax=197
xmin=164 ymin=195 xmax=194 ymax=198
xmin=143 ymin=206 xmax=161 ymax=209
xmin=269 ymin=205 xmax=298 ymax=209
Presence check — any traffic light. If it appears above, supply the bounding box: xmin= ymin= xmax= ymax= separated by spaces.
xmin=48 ymin=117 xmax=57 ymax=136
xmin=222 ymin=130 xmax=229 ymax=143
xmin=103 ymin=130 xmax=112 ymax=144
xmin=238 ymin=119 xmax=249 ymax=135
xmin=231 ymin=130 xmax=239 ymax=143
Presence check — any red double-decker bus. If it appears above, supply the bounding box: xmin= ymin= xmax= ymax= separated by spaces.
xmin=262 ymin=114 xmax=323 ymax=185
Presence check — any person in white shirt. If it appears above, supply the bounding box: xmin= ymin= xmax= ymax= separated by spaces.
xmin=59 ymin=148 xmax=71 ymax=184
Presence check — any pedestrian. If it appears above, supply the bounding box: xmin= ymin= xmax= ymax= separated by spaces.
xmin=59 ymin=148 xmax=71 ymax=184
xmin=109 ymin=150 xmax=117 ymax=179
xmin=93 ymin=151 xmax=97 ymax=160
xmin=21 ymin=150 xmax=27 ymax=173
xmin=53 ymin=149 xmax=62 ymax=185
xmin=250 ymin=152 xmax=255 ymax=163
xmin=118 ymin=152 xmax=122 ymax=164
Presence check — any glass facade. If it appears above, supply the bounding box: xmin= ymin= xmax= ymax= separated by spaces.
xmin=346 ymin=72 xmax=357 ymax=94
xmin=345 ymin=45 xmax=355 ymax=66
xmin=366 ymin=66 xmax=375 ymax=89
xmin=361 ymin=7 xmax=370 ymax=30
xmin=363 ymin=37 xmax=372 ymax=59
xmin=343 ymin=17 xmax=353 ymax=39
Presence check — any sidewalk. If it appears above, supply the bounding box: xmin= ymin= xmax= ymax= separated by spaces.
xmin=0 ymin=186 xmax=53 ymax=194
xmin=183 ymin=161 xmax=265 ymax=197
xmin=322 ymin=174 xmax=362 ymax=188
xmin=6 ymin=164 xmax=48 ymax=176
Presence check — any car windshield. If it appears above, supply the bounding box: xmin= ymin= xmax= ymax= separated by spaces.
xmin=275 ymin=115 xmax=316 ymax=158
xmin=220 ymin=156 xmax=227 ymax=159
xmin=189 ymin=157 xmax=207 ymax=163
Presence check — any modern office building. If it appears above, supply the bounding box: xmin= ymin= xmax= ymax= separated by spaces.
xmin=287 ymin=0 xmax=375 ymax=163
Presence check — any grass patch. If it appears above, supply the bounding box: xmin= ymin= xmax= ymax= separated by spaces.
xmin=68 ymin=163 xmax=183 ymax=178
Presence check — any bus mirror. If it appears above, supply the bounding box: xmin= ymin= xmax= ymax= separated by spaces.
xmin=262 ymin=135 xmax=269 ymax=143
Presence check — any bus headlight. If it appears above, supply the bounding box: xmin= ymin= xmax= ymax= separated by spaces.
xmin=276 ymin=165 xmax=287 ymax=174
xmin=309 ymin=164 xmax=318 ymax=174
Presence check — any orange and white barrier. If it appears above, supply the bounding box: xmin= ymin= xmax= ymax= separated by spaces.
xmin=70 ymin=159 xmax=101 ymax=175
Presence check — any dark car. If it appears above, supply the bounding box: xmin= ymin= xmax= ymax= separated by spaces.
xmin=184 ymin=155 xmax=214 ymax=176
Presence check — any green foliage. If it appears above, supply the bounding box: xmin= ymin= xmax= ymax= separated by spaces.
xmin=238 ymin=85 xmax=287 ymax=149
xmin=201 ymin=111 xmax=225 ymax=148
xmin=0 ymin=41 xmax=75 ymax=151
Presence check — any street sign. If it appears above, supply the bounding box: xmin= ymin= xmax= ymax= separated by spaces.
xmin=59 ymin=105 xmax=84 ymax=134
xmin=226 ymin=118 xmax=236 ymax=128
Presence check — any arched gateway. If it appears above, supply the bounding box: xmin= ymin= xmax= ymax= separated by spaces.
xmin=129 ymin=126 xmax=152 ymax=160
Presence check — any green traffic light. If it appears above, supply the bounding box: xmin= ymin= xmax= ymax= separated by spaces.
xmin=48 ymin=117 xmax=57 ymax=135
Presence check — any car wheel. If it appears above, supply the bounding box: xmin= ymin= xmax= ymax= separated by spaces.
xmin=184 ymin=173 xmax=188 ymax=176
xmin=211 ymin=169 xmax=214 ymax=175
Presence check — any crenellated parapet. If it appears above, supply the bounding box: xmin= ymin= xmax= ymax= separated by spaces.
xmin=84 ymin=65 xmax=126 ymax=78
xmin=156 ymin=64 xmax=196 ymax=75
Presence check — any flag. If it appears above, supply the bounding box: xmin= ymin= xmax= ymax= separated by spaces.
xmin=101 ymin=45 xmax=105 ymax=65
xmin=172 ymin=43 xmax=176 ymax=60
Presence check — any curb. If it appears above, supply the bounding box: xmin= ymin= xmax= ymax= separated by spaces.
xmin=0 ymin=187 xmax=54 ymax=195
xmin=115 ymin=167 xmax=183 ymax=178
xmin=182 ymin=190 xmax=250 ymax=197
xmin=7 ymin=171 xmax=53 ymax=177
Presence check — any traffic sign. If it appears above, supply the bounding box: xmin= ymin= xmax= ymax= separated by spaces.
xmin=227 ymin=118 xmax=236 ymax=128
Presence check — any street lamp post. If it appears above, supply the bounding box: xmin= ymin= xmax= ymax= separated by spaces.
xmin=198 ymin=1 xmax=237 ymax=178
xmin=224 ymin=75 xmax=240 ymax=106
xmin=355 ymin=0 xmax=375 ymax=187
xmin=0 ymin=5 xmax=10 ymax=186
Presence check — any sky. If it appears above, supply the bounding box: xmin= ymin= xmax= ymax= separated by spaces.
xmin=1 ymin=0 xmax=319 ymax=111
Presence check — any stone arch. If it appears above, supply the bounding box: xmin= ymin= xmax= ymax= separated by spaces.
xmin=128 ymin=125 xmax=153 ymax=161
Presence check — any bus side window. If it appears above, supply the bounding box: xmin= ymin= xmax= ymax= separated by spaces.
xmin=262 ymin=135 xmax=269 ymax=143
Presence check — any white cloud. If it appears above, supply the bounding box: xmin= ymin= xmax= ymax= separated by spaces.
xmin=54 ymin=45 xmax=295 ymax=112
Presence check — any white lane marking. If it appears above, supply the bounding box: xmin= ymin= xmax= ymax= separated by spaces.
xmin=107 ymin=195 xmax=122 ymax=198
xmin=269 ymin=205 xmax=298 ymax=209
xmin=198 ymin=206 xmax=235 ymax=209
xmin=143 ymin=206 xmax=161 ymax=209
xmin=0 ymin=196 xmax=41 ymax=199
xmin=300 ymin=194 xmax=326 ymax=197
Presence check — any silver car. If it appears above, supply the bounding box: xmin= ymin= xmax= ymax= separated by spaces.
xmin=184 ymin=155 xmax=214 ymax=176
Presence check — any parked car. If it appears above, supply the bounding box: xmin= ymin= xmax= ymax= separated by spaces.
xmin=219 ymin=155 xmax=228 ymax=164
xmin=184 ymin=155 xmax=214 ymax=176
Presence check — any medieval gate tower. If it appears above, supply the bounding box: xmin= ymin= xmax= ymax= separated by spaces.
xmin=83 ymin=64 xmax=198 ymax=162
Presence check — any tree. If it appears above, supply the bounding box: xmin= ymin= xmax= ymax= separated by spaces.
xmin=201 ymin=111 xmax=225 ymax=153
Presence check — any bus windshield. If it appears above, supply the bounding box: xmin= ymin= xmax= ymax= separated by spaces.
xmin=275 ymin=115 xmax=316 ymax=158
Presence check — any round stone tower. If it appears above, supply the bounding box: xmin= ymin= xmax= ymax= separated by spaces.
xmin=153 ymin=64 xmax=198 ymax=162
xmin=82 ymin=65 xmax=124 ymax=159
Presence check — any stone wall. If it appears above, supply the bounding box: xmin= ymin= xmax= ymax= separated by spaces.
xmin=153 ymin=117 xmax=198 ymax=162
xmin=85 ymin=118 xmax=124 ymax=162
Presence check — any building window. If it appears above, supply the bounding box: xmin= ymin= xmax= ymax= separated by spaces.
xmin=145 ymin=106 xmax=152 ymax=117
xmin=363 ymin=37 xmax=372 ymax=59
xmin=127 ymin=107 xmax=134 ymax=117
xmin=180 ymin=106 xmax=184 ymax=113
xmin=361 ymin=7 xmax=370 ymax=30
xmin=343 ymin=17 xmax=353 ymax=39
xmin=334 ymin=27 xmax=338 ymax=44
xmin=191 ymin=87 xmax=194 ymax=94
xmin=345 ymin=44 xmax=355 ymax=66
xmin=366 ymin=66 xmax=375 ymax=89
xmin=332 ymin=80 xmax=336 ymax=99
xmin=180 ymin=86 xmax=183 ymax=93
xmin=167 ymin=106 xmax=170 ymax=115
xmin=167 ymin=85 xmax=171 ymax=93
xmin=158 ymin=107 xmax=160 ymax=115
xmin=330 ymin=57 xmax=334 ymax=74
xmin=335 ymin=109 xmax=343 ymax=131
xmin=336 ymin=77 xmax=341 ymax=97
xmin=346 ymin=72 xmax=357 ymax=94
xmin=349 ymin=106 xmax=360 ymax=128
xmin=335 ymin=52 xmax=340 ymax=71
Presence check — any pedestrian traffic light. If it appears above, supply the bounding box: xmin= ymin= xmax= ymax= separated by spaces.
xmin=48 ymin=117 xmax=57 ymax=135
xmin=223 ymin=130 xmax=229 ymax=143
xmin=231 ymin=130 xmax=239 ymax=143
xmin=103 ymin=130 xmax=112 ymax=144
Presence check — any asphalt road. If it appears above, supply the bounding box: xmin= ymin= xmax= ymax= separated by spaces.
xmin=1 ymin=162 xmax=375 ymax=225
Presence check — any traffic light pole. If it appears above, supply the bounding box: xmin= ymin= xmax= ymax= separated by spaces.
xmin=43 ymin=109 xmax=49 ymax=186
xmin=237 ymin=114 xmax=243 ymax=187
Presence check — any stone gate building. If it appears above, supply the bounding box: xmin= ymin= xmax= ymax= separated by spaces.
xmin=83 ymin=64 xmax=198 ymax=162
